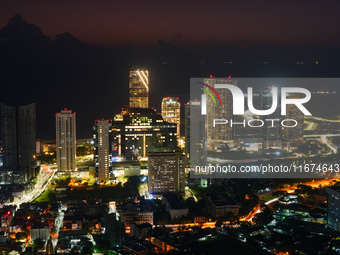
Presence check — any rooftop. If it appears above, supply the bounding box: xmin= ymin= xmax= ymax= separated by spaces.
xmin=163 ymin=194 xmax=186 ymax=210
xmin=205 ymin=193 xmax=238 ymax=207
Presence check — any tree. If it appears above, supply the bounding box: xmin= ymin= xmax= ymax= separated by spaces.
xmin=215 ymin=220 xmax=223 ymax=229
xmin=15 ymin=231 xmax=27 ymax=241
xmin=81 ymin=244 xmax=94 ymax=255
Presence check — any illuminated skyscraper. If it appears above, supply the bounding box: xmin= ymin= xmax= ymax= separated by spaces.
xmin=129 ymin=68 xmax=149 ymax=108
xmin=94 ymin=119 xmax=112 ymax=184
xmin=56 ymin=109 xmax=76 ymax=175
xmin=161 ymin=97 xmax=180 ymax=137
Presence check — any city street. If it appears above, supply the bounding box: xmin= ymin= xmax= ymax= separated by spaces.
xmin=8 ymin=165 xmax=56 ymax=208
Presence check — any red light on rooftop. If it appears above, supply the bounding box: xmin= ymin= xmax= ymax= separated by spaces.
xmin=176 ymin=97 xmax=179 ymax=100
xmin=209 ymin=74 xmax=213 ymax=78
xmin=64 ymin=108 xmax=67 ymax=111
xmin=228 ymin=76 xmax=231 ymax=78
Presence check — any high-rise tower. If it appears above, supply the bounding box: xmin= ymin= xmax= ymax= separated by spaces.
xmin=56 ymin=109 xmax=76 ymax=174
xmin=129 ymin=68 xmax=149 ymax=108
xmin=0 ymin=103 xmax=36 ymax=182
xmin=94 ymin=119 xmax=112 ymax=184
xmin=161 ymin=97 xmax=180 ymax=137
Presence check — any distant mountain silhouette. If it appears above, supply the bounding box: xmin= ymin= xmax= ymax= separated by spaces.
xmin=0 ymin=14 xmax=51 ymax=45
xmin=0 ymin=14 xmax=339 ymax=140
xmin=55 ymin=32 xmax=85 ymax=48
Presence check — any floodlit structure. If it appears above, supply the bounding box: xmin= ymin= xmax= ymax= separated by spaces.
xmin=56 ymin=109 xmax=76 ymax=175
xmin=129 ymin=68 xmax=149 ymax=108
xmin=161 ymin=97 xmax=180 ymax=137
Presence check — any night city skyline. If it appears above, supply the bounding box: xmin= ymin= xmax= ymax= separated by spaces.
xmin=1 ymin=1 xmax=340 ymax=255
xmin=1 ymin=2 xmax=340 ymax=139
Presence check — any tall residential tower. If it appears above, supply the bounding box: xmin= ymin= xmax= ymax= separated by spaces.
xmin=94 ymin=119 xmax=112 ymax=184
xmin=56 ymin=109 xmax=76 ymax=175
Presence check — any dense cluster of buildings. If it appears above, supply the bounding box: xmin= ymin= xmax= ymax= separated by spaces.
xmin=1 ymin=69 xmax=340 ymax=255
xmin=92 ymin=67 xmax=183 ymax=190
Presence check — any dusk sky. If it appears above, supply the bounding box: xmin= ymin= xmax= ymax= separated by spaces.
xmin=1 ymin=1 xmax=340 ymax=140
xmin=1 ymin=0 xmax=340 ymax=47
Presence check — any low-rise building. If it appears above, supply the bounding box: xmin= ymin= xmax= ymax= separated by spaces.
xmin=130 ymin=223 xmax=152 ymax=239
xmin=204 ymin=193 xmax=239 ymax=218
xmin=118 ymin=204 xmax=153 ymax=227
xmin=30 ymin=224 xmax=50 ymax=242
xmin=163 ymin=194 xmax=188 ymax=220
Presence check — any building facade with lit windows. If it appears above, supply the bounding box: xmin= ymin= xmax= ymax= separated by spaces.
xmin=129 ymin=68 xmax=149 ymax=108
xmin=161 ymin=97 xmax=180 ymax=137
xmin=93 ymin=119 xmax=112 ymax=184
xmin=0 ymin=103 xmax=37 ymax=182
xmin=148 ymin=151 xmax=185 ymax=194
xmin=56 ymin=109 xmax=76 ymax=175
xmin=111 ymin=107 xmax=177 ymax=161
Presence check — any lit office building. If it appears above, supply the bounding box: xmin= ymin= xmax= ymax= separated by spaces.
xmin=56 ymin=109 xmax=76 ymax=175
xmin=148 ymin=151 xmax=185 ymax=194
xmin=111 ymin=107 xmax=177 ymax=161
xmin=129 ymin=68 xmax=149 ymax=108
xmin=0 ymin=103 xmax=37 ymax=182
xmin=94 ymin=119 xmax=112 ymax=184
xmin=161 ymin=97 xmax=180 ymax=137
